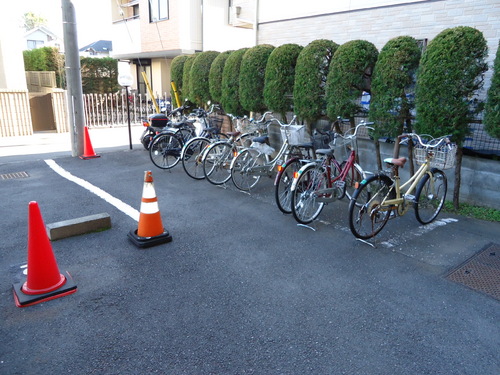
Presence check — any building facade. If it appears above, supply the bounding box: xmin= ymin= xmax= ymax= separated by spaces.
xmin=110 ymin=0 xmax=499 ymax=102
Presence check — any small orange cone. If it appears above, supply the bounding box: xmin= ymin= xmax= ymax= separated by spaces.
xmin=80 ymin=126 xmax=100 ymax=159
xmin=12 ymin=202 xmax=77 ymax=307
xmin=128 ymin=171 xmax=172 ymax=248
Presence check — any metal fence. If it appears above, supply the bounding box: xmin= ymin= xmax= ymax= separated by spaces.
xmin=83 ymin=92 xmax=168 ymax=127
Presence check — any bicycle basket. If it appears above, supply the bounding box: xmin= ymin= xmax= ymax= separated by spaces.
xmin=281 ymin=125 xmax=307 ymax=145
xmin=414 ymin=143 xmax=457 ymax=169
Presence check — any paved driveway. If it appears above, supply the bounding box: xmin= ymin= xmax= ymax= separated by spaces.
xmin=1 ymin=132 xmax=499 ymax=374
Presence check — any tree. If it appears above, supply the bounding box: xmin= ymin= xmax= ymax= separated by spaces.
xmin=415 ymin=26 xmax=488 ymax=209
xmin=264 ymin=43 xmax=303 ymax=119
xmin=80 ymin=57 xmax=120 ymax=94
xmin=170 ymin=55 xmax=189 ymax=107
xmin=23 ymin=12 xmax=47 ymax=31
xmin=484 ymin=40 xmax=500 ymax=139
xmin=221 ymin=48 xmax=249 ymax=116
xmin=23 ymin=46 xmax=65 ymax=88
xmin=370 ymin=36 xmax=421 ymax=170
xmin=189 ymin=51 xmax=220 ymax=106
xmin=181 ymin=55 xmax=197 ymax=102
xmin=239 ymin=44 xmax=275 ymax=113
xmin=293 ymin=39 xmax=338 ymax=128
xmin=326 ymin=40 xmax=379 ymax=125
xmin=209 ymin=51 xmax=233 ymax=104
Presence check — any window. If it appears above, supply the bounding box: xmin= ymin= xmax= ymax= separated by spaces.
xmin=149 ymin=0 xmax=169 ymax=22
xmin=27 ymin=40 xmax=44 ymax=50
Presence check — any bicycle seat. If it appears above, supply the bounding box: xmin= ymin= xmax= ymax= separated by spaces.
xmin=296 ymin=142 xmax=314 ymax=149
xmin=315 ymin=149 xmax=333 ymax=157
xmin=384 ymin=157 xmax=407 ymax=167
xmin=170 ymin=119 xmax=195 ymax=127
xmin=252 ymin=135 xmax=269 ymax=144
xmin=227 ymin=131 xmax=241 ymax=138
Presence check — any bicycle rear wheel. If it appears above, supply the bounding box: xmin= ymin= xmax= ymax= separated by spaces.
xmin=203 ymin=142 xmax=235 ymax=185
xmin=149 ymin=133 xmax=183 ymax=169
xmin=348 ymin=174 xmax=394 ymax=239
xmin=291 ymin=165 xmax=326 ymax=224
xmin=181 ymin=137 xmax=210 ymax=179
xmin=414 ymin=168 xmax=447 ymax=224
xmin=231 ymin=148 xmax=263 ymax=191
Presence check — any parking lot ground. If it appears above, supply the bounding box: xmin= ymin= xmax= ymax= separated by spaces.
xmin=0 ymin=128 xmax=499 ymax=374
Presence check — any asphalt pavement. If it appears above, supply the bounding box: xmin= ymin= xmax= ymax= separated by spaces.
xmin=0 ymin=126 xmax=499 ymax=374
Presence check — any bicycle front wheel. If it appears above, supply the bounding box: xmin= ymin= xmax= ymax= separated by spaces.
xmin=203 ymin=142 xmax=235 ymax=185
xmin=181 ymin=137 xmax=210 ymax=179
xmin=348 ymin=175 xmax=394 ymax=239
xmin=149 ymin=133 xmax=183 ymax=169
xmin=231 ymin=149 xmax=263 ymax=191
xmin=275 ymin=158 xmax=303 ymax=214
xmin=414 ymin=168 xmax=447 ymax=224
xmin=291 ymin=165 xmax=326 ymax=224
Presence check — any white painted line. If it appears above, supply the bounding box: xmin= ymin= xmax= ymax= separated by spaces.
xmin=44 ymin=159 xmax=140 ymax=222
xmin=380 ymin=217 xmax=459 ymax=248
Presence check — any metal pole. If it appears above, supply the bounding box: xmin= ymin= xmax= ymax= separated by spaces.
xmin=126 ymin=86 xmax=132 ymax=150
xmin=61 ymin=0 xmax=85 ymax=157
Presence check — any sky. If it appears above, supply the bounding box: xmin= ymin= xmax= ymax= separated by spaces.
xmin=13 ymin=0 xmax=113 ymax=47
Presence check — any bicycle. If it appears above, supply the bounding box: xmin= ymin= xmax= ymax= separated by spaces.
xmin=274 ymin=118 xmax=348 ymax=214
xmin=230 ymin=116 xmax=313 ymax=192
xmin=348 ymin=133 xmax=456 ymax=240
xmin=201 ymin=113 xmax=271 ymax=185
xmin=290 ymin=121 xmax=374 ymax=224
xmin=149 ymin=104 xmax=219 ymax=170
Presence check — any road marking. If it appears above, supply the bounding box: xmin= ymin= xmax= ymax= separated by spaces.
xmin=380 ymin=217 xmax=459 ymax=248
xmin=44 ymin=159 xmax=140 ymax=222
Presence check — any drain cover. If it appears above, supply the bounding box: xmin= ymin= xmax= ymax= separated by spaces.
xmin=0 ymin=172 xmax=29 ymax=180
xmin=446 ymin=243 xmax=500 ymax=300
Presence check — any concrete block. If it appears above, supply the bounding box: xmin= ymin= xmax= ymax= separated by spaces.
xmin=46 ymin=213 xmax=111 ymax=241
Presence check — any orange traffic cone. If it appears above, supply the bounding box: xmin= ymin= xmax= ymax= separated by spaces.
xmin=12 ymin=201 xmax=77 ymax=307
xmin=80 ymin=126 xmax=100 ymax=159
xmin=128 ymin=171 xmax=172 ymax=248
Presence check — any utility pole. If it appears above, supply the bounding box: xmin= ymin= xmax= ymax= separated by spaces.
xmin=61 ymin=0 xmax=84 ymax=157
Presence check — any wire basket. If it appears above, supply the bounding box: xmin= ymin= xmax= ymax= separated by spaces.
xmin=328 ymin=135 xmax=354 ymax=160
xmin=208 ymin=115 xmax=224 ymax=130
xmin=414 ymin=143 xmax=457 ymax=169
xmin=236 ymin=118 xmax=267 ymax=134
xmin=280 ymin=125 xmax=307 ymax=145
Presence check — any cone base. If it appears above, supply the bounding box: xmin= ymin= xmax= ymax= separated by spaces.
xmin=13 ymin=271 xmax=77 ymax=308
xmin=128 ymin=229 xmax=172 ymax=248
xmin=79 ymin=154 xmax=101 ymax=160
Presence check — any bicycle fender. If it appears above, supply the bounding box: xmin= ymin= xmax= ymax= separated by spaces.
xmin=273 ymin=156 xmax=300 ymax=185
xmin=290 ymin=162 xmax=317 ymax=191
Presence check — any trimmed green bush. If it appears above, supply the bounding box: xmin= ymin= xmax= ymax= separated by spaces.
xmin=415 ymin=26 xmax=488 ymax=209
xmin=80 ymin=57 xmax=120 ymax=94
xmin=239 ymin=44 xmax=275 ymax=113
xmin=326 ymin=40 xmax=379 ymax=122
xmin=264 ymin=43 xmax=303 ymax=118
xmin=294 ymin=39 xmax=338 ymax=126
xmin=189 ymin=51 xmax=220 ymax=106
xmin=181 ymin=55 xmax=197 ymax=102
xmin=23 ymin=46 xmax=65 ymax=88
xmin=209 ymin=51 xmax=233 ymax=104
xmin=370 ymin=36 xmax=421 ymax=137
xmin=484 ymin=40 xmax=500 ymax=139
xmin=221 ymin=48 xmax=249 ymax=116
xmin=415 ymin=26 xmax=488 ymax=142
xmin=170 ymin=55 xmax=189 ymax=106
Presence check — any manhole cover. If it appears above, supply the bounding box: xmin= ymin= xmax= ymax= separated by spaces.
xmin=446 ymin=243 xmax=500 ymax=301
xmin=0 ymin=171 xmax=29 ymax=180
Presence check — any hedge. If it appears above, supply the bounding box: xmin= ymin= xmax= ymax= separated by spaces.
xmin=209 ymin=51 xmax=233 ymax=104
xmin=326 ymin=40 xmax=379 ymax=122
xmin=221 ymin=48 xmax=249 ymax=116
xmin=170 ymin=55 xmax=189 ymax=106
xmin=189 ymin=51 xmax=220 ymax=106
xmin=293 ymin=39 xmax=338 ymax=126
xmin=263 ymin=43 xmax=303 ymax=118
xmin=239 ymin=44 xmax=275 ymax=113
xmin=484 ymin=40 xmax=500 ymax=139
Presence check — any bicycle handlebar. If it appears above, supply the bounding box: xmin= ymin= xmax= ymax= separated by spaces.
xmin=399 ymin=133 xmax=451 ymax=148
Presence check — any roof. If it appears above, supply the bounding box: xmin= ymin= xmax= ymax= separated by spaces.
xmin=79 ymin=40 xmax=113 ymax=53
xmin=24 ymin=26 xmax=59 ymax=39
